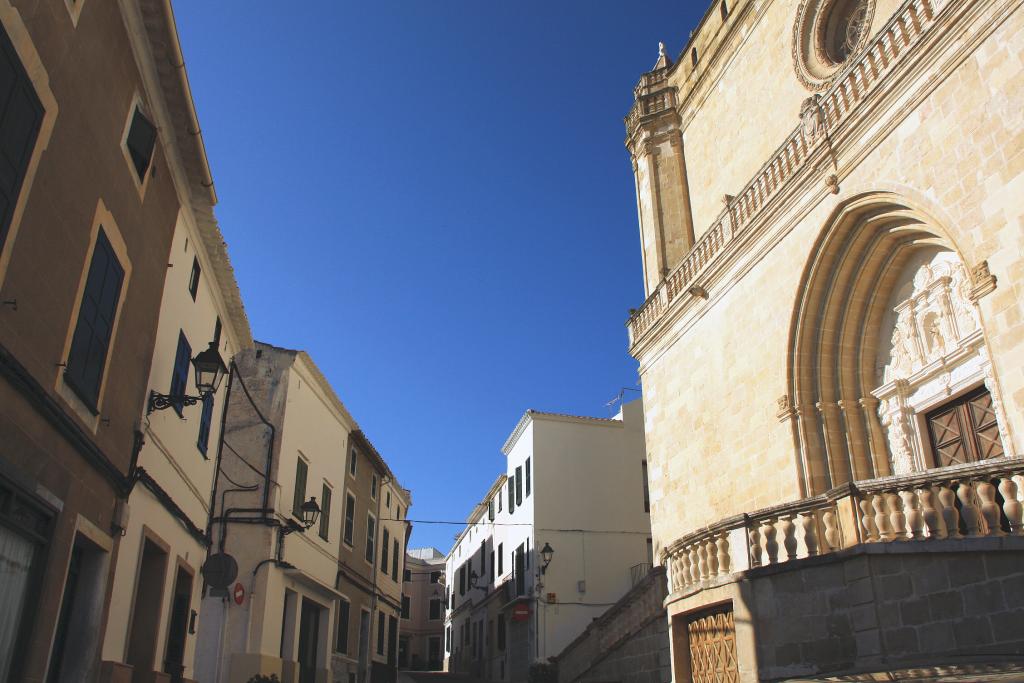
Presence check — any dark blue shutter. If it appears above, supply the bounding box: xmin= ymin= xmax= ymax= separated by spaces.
xmin=0 ymin=23 xmax=42 ymax=251
xmin=169 ymin=332 xmax=191 ymax=416
xmin=65 ymin=230 xmax=124 ymax=410
xmin=196 ymin=393 xmax=214 ymax=455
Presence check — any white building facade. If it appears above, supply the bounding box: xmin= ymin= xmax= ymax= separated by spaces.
xmin=444 ymin=399 xmax=651 ymax=682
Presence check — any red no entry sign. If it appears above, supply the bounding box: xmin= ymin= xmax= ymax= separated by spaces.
xmin=233 ymin=582 xmax=245 ymax=605
xmin=512 ymin=604 xmax=530 ymax=622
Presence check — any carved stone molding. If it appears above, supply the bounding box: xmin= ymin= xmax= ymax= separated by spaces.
xmin=969 ymin=260 xmax=997 ymax=301
xmin=776 ymin=394 xmax=796 ymax=421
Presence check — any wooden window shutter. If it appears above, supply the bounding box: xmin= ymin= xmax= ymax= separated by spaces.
xmin=169 ymin=331 xmax=192 ymax=415
xmin=515 ymin=466 xmax=523 ymax=506
xmin=65 ymin=230 xmax=124 ymax=409
xmin=319 ymin=484 xmax=332 ymax=541
xmin=0 ymin=23 xmax=43 ymax=251
xmin=197 ymin=394 xmax=214 ymax=455
xmin=292 ymin=458 xmax=308 ymax=518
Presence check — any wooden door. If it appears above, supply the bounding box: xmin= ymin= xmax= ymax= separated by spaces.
xmin=926 ymin=386 xmax=1004 ymax=467
xmin=687 ymin=606 xmax=738 ymax=683
xmin=297 ymin=598 xmax=321 ymax=683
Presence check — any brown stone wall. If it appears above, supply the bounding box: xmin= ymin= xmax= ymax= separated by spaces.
xmin=0 ymin=0 xmax=183 ymax=680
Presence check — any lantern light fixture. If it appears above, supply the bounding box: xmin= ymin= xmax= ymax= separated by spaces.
xmin=540 ymin=542 xmax=555 ymax=574
xmin=147 ymin=341 xmax=228 ymax=414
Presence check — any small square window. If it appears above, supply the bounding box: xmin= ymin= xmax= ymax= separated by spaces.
xmin=126 ymin=106 xmax=157 ymax=182
xmin=188 ymin=257 xmax=201 ymax=301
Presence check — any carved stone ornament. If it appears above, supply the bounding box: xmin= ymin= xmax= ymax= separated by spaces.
xmin=792 ymin=0 xmax=876 ymax=92
xmin=881 ymin=258 xmax=980 ymax=384
xmin=970 ymin=260 xmax=997 ymax=301
xmin=872 ymin=253 xmax=1007 ymax=475
xmin=776 ymin=394 xmax=795 ymax=421
xmin=800 ymin=96 xmax=825 ymax=141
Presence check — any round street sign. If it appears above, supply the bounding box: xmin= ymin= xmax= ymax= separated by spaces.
xmin=233 ymin=582 xmax=245 ymax=605
xmin=512 ymin=604 xmax=530 ymax=622
xmin=201 ymin=553 xmax=238 ymax=589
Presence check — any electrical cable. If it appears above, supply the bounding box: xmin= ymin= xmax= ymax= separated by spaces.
xmin=380 ymin=517 xmax=651 ymax=535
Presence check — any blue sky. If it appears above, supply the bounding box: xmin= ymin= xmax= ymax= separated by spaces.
xmin=174 ymin=2 xmax=703 ymax=552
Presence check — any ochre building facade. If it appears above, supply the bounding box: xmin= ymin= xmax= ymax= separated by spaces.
xmin=625 ymin=0 xmax=1024 ymax=680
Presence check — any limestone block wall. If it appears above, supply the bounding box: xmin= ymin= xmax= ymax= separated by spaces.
xmin=747 ymin=541 xmax=1024 ymax=680
xmin=639 ymin=0 xmax=1024 ymax=556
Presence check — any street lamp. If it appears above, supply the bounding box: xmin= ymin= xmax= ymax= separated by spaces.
xmin=147 ymin=341 xmax=228 ymax=414
xmin=299 ymin=496 xmax=321 ymax=529
xmin=192 ymin=341 xmax=229 ymax=395
xmin=540 ymin=542 xmax=554 ymax=574
xmin=469 ymin=570 xmax=487 ymax=593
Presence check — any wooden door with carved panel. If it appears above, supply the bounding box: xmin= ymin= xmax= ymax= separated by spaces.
xmin=925 ymin=386 xmax=1004 ymax=467
xmin=687 ymin=605 xmax=738 ymax=683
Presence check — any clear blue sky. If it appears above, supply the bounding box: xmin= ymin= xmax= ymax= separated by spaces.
xmin=174 ymin=2 xmax=704 ymax=553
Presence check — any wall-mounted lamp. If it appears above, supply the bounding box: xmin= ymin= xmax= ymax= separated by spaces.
xmin=540 ymin=542 xmax=554 ymax=575
xmin=298 ymin=496 xmax=321 ymax=529
xmin=147 ymin=341 xmax=228 ymax=414
xmin=468 ymin=570 xmax=487 ymax=593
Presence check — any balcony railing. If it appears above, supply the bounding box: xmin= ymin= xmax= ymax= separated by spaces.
xmin=664 ymin=458 xmax=1024 ymax=598
xmin=630 ymin=562 xmax=653 ymax=587
xmin=627 ymin=0 xmax=950 ymax=345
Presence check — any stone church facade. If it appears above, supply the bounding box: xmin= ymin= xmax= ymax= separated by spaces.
xmin=625 ymin=0 xmax=1024 ymax=680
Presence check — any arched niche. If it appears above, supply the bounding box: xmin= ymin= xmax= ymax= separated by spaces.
xmin=786 ymin=194 xmax=1014 ymax=496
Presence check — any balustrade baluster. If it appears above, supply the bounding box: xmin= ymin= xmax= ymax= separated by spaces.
xmin=919 ymin=487 xmax=946 ymax=539
xmin=900 ymin=490 xmax=924 ymax=540
xmin=823 ymin=509 xmax=841 ymax=549
xmin=976 ymin=481 xmax=1003 ymax=536
xmin=799 ymin=511 xmax=819 ymax=557
xmin=957 ymin=482 xmax=983 ymax=537
xmin=937 ymin=485 xmax=961 ymax=538
xmin=998 ymin=477 xmax=1023 ymax=536
xmin=859 ymin=497 xmax=880 ymax=541
xmin=779 ymin=515 xmax=798 ymax=561
xmin=907 ymin=3 xmax=922 ymax=35
xmin=763 ymin=518 xmax=779 ymax=564
xmin=689 ymin=545 xmax=701 ymax=585
xmin=716 ymin=533 xmax=730 ymax=574
xmin=680 ymin=550 xmax=693 ymax=589
xmin=670 ymin=553 xmax=684 ymax=592
xmin=888 ymin=493 xmax=908 ymax=540
xmin=697 ymin=542 xmax=709 ymax=581
xmin=872 ymin=493 xmax=894 ymax=541
xmin=705 ymin=538 xmax=718 ymax=577
xmin=748 ymin=524 xmax=762 ymax=568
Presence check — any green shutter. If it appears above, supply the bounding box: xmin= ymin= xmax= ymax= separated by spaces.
xmin=292 ymin=459 xmax=307 ymax=518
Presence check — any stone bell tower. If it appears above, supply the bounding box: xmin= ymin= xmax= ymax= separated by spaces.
xmin=626 ymin=43 xmax=696 ymax=296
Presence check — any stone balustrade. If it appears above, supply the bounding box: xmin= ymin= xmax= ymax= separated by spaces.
xmin=663 ymin=458 xmax=1024 ymax=598
xmin=627 ymin=0 xmax=950 ymax=345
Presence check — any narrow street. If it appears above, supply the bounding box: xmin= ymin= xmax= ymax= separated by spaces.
xmin=399 ymin=672 xmax=482 ymax=683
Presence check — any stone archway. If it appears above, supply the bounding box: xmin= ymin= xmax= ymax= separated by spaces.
xmin=786 ymin=193 xmax=1013 ymax=495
